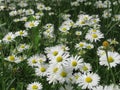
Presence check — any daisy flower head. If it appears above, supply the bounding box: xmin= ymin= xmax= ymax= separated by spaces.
xmin=66 ymin=55 xmax=83 ymax=70
xmin=75 ymin=41 xmax=87 ymax=50
xmin=75 ymin=14 xmax=92 ymax=27
xmin=25 ymin=9 xmax=34 ymax=15
xmin=3 ymin=32 xmax=16 ymax=43
xmin=15 ymin=30 xmax=28 ymax=37
xmin=5 ymin=55 xmax=18 ymax=63
xmin=45 ymin=45 xmax=66 ymax=60
xmin=25 ymin=20 xmax=39 ymax=29
xmin=86 ymin=43 xmax=94 ymax=49
xmin=75 ymin=31 xmax=82 ymax=36
xmin=50 ymin=52 xmax=69 ymax=66
xmin=17 ymin=43 xmax=30 ymax=52
xmin=80 ymin=63 xmax=92 ymax=73
xmin=56 ymin=66 xmax=72 ymax=84
xmin=27 ymin=55 xmax=40 ymax=67
xmin=62 ymin=14 xmax=71 ymax=20
xmin=77 ymin=72 xmax=100 ymax=89
xmin=85 ymin=30 xmax=104 ymax=42
xmin=35 ymin=64 xmax=48 ymax=77
xmin=37 ymin=54 xmax=47 ymax=65
xmin=46 ymin=64 xmax=61 ymax=84
xmin=71 ymin=72 xmax=81 ymax=84
xmin=59 ymin=25 xmax=70 ymax=33
xmin=27 ymin=82 xmax=42 ymax=90
xmin=9 ymin=10 xmax=17 ymax=16
xmin=99 ymin=51 xmax=120 ymax=67
xmin=43 ymin=23 xmax=54 ymax=30
xmin=37 ymin=3 xmax=45 ymax=11
xmin=62 ymin=19 xmax=74 ymax=27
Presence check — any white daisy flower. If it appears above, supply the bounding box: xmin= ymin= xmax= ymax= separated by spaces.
xmin=59 ymin=25 xmax=70 ymax=33
xmin=86 ymin=44 xmax=94 ymax=49
xmin=5 ymin=55 xmax=18 ymax=63
xmin=37 ymin=3 xmax=45 ymax=11
xmin=77 ymin=72 xmax=100 ymax=89
xmin=75 ymin=41 xmax=87 ymax=50
xmin=75 ymin=31 xmax=82 ymax=36
xmin=35 ymin=64 xmax=48 ymax=77
xmin=25 ymin=9 xmax=34 ymax=15
xmin=50 ymin=53 xmax=69 ymax=66
xmin=25 ymin=21 xmax=39 ymax=29
xmin=17 ymin=43 xmax=30 ymax=52
xmin=15 ymin=30 xmax=28 ymax=37
xmin=85 ymin=30 xmax=104 ymax=42
xmin=71 ymin=72 xmax=81 ymax=84
xmin=27 ymin=82 xmax=42 ymax=90
xmin=37 ymin=54 xmax=46 ymax=65
xmin=3 ymin=32 xmax=16 ymax=43
xmin=45 ymin=45 xmax=65 ymax=60
xmin=9 ymin=10 xmax=17 ymax=16
xmin=99 ymin=51 xmax=120 ymax=67
xmin=46 ymin=64 xmax=61 ymax=84
xmin=80 ymin=63 xmax=92 ymax=73
xmin=27 ymin=55 xmax=40 ymax=67
xmin=66 ymin=55 xmax=83 ymax=70
xmin=56 ymin=66 xmax=72 ymax=84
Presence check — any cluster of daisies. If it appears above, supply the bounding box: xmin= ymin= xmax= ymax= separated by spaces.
xmin=27 ymin=44 xmax=99 ymax=89
xmin=0 ymin=0 xmax=120 ymax=90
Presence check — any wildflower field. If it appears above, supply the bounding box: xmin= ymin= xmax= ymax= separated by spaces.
xmin=0 ymin=0 xmax=120 ymax=90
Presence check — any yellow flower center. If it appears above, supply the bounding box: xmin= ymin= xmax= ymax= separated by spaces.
xmin=53 ymin=51 xmax=58 ymax=56
xmin=80 ymin=21 xmax=85 ymax=24
xmin=32 ymin=85 xmax=38 ymax=89
xmin=92 ymin=34 xmax=98 ymax=38
xmin=30 ymin=22 xmax=35 ymax=27
xmin=85 ymin=77 xmax=92 ymax=83
xmin=62 ymin=27 xmax=67 ymax=31
xmin=93 ymin=20 xmax=97 ymax=23
xmin=87 ymin=46 xmax=91 ymax=49
xmin=53 ymin=67 xmax=58 ymax=73
xmin=20 ymin=45 xmax=25 ymax=48
xmin=9 ymin=55 xmax=15 ymax=61
xmin=60 ymin=71 xmax=67 ymax=77
xmin=56 ymin=56 xmax=63 ymax=62
xmin=19 ymin=31 xmax=24 ymax=35
xmin=7 ymin=36 xmax=12 ymax=40
xmin=40 ymin=67 xmax=46 ymax=72
xmin=32 ymin=59 xmax=37 ymax=64
xmin=82 ymin=66 xmax=88 ymax=71
xmin=108 ymin=56 xmax=114 ymax=63
xmin=72 ymin=60 xmax=77 ymax=67
xmin=79 ymin=43 xmax=84 ymax=47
